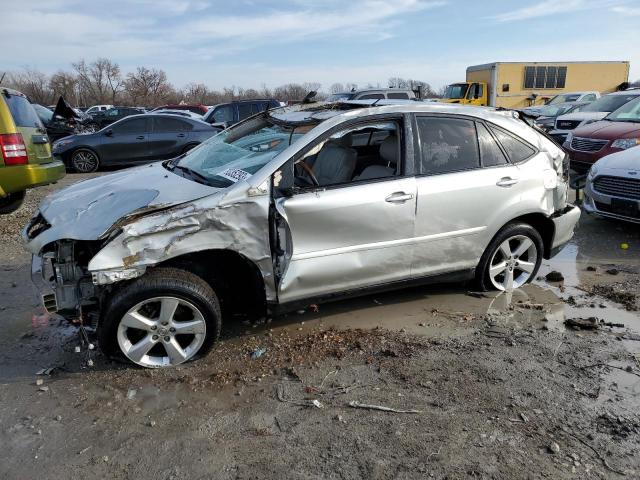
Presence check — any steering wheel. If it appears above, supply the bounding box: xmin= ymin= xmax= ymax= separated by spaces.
xmin=296 ymin=161 xmax=319 ymax=187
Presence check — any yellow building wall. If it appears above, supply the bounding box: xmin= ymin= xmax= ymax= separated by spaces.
xmin=467 ymin=62 xmax=629 ymax=109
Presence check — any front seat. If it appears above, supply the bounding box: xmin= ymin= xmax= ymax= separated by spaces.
xmin=355 ymin=134 xmax=398 ymax=180
xmin=312 ymin=133 xmax=357 ymax=185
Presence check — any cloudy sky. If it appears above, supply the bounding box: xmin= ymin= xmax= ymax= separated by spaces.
xmin=2 ymin=0 xmax=639 ymax=91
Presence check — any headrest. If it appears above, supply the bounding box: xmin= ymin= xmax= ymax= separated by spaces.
xmin=329 ymin=132 xmax=353 ymax=148
xmin=379 ymin=134 xmax=398 ymax=164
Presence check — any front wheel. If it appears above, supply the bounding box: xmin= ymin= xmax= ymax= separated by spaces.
xmin=99 ymin=268 xmax=221 ymax=367
xmin=475 ymin=223 xmax=543 ymax=291
xmin=70 ymin=148 xmax=100 ymax=173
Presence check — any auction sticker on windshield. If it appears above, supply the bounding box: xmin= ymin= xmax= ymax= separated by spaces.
xmin=218 ymin=168 xmax=252 ymax=183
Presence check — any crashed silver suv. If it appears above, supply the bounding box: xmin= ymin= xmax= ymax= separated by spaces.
xmin=24 ymin=101 xmax=580 ymax=368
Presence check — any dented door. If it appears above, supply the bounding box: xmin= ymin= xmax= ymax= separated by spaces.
xmin=275 ymin=177 xmax=417 ymax=303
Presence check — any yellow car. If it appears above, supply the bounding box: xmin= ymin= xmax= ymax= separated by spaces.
xmin=0 ymin=87 xmax=65 ymax=214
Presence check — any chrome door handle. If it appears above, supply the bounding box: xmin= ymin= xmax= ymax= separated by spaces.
xmin=496 ymin=177 xmax=518 ymax=187
xmin=385 ymin=192 xmax=414 ymax=203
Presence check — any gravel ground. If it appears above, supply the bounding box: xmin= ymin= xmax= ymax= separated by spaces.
xmin=1 ymin=174 xmax=639 ymax=479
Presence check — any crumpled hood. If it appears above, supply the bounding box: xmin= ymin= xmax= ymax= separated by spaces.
xmin=25 ymin=162 xmax=220 ymax=253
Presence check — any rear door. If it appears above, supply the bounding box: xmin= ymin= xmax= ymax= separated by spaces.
xmin=411 ymin=115 xmax=529 ymax=277
xmin=98 ymin=116 xmax=151 ymax=164
xmin=149 ymin=116 xmax=194 ymax=159
xmin=4 ymin=93 xmax=52 ymax=165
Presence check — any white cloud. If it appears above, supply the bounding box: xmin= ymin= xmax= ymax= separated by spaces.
xmin=184 ymin=1 xmax=446 ymax=42
xmin=491 ymin=0 xmax=619 ymax=22
xmin=612 ymin=5 xmax=640 ymax=15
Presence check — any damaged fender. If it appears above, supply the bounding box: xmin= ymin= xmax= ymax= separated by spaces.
xmin=87 ymin=183 xmax=278 ymax=301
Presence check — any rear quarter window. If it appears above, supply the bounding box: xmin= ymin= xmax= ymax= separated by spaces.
xmin=4 ymin=93 xmax=43 ymax=128
xmin=488 ymin=125 xmax=536 ymax=163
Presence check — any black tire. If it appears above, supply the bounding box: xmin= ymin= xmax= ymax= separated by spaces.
xmin=0 ymin=191 xmax=26 ymax=214
xmin=98 ymin=267 xmax=221 ymax=366
xmin=71 ymin=148 xmax=100 ymax=173
xmin=475 ymin=223 xmax=544 ymax=292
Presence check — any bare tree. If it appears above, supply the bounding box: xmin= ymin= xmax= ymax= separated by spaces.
xmin=49 ymin=70 xmax=78 ymax=105
xmin=125 ymin=66 xmax=174 ymax=106
xmin=329 ymin=83 xmax=345 ymax=94
xmin=6 ymin=68 xmax=53 ymax=104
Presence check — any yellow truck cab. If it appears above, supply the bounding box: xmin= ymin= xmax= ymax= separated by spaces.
xmin=439 ymin=82 xmax=488 ymax=106
xmin=0 ymin=87 xmax=65 ymax=213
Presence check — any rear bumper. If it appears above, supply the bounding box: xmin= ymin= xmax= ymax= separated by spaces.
xmin=549 ymin=205 xmax=581 ymax=257
xmin=0 ymin=161 xmax=66 ymax=195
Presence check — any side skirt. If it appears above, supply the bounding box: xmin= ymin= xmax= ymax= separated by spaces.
xmin=268 ymin=268 xmax=475 ymax=316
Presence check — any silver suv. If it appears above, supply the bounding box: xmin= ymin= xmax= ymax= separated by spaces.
xmin=25 ymin=101 xmax=580 ymax=368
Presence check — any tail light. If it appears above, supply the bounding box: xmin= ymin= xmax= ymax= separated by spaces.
xmin=0 ymin=133 xmax=28 ymax=165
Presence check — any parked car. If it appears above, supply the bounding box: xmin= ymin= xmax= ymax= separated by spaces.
xmin=533 ymin=101 xmax=591 ymax=132
xmin=202 ymin=99 xmax=281 ymax=128
xmin=563 ymin=95 xmax=640 ymax=173
xmin=25 ymin=101 xmax=580 ymax=367
xmin=152 ymin=109 xmax=206 ymax=120
xmin=583 ymin=146 xmax=640 ymax=223
xmin=51 ymin=113 xmax=219 ymax=172
xmin=0 ymin=88 xmax=65 ymax=214
xmin=522 ymin=91 xmax=599 ymax=117
xmin=151 ymin=104 xmax=209 ymax=115
xmin=326 ymin=88 xmax=417 ymax=102
xmin=32 ymin=98 xmax=98 ymax=142
xmin=90 ymin=107 xmax=146 ymax=129
xmin=85 ymin=104 xmax=114 ymax=115
xmin=549 ymin=91 xmax=640 ymax=144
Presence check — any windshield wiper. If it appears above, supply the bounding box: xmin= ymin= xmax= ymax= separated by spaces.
xmin=171 ymin=164 xmax=215 ymax=186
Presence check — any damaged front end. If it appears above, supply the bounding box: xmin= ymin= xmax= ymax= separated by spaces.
xmin=30 ymin=239 xmax=103 ymax=326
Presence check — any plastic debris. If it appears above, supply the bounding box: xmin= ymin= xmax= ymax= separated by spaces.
xmin=348 ymin=400 xmax=422 ymax=414
xmin=250 ymin=347 xmax=267 ymax=360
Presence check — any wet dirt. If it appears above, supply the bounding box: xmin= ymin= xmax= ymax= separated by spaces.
xmin=1 ymin=181 xmax=640 ymax=479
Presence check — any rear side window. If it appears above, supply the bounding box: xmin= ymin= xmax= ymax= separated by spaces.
xmin=112 ymin=117 xmax=149 ymax=134
xmin=154 ymin=117 xmax=192 ymax=132
xmin=238 ymin=103 xmax=253 ymax=120
xmin=416 ymin=117 xmax=480 ymax=175
xmin=4 ymin=93 xmax=43 ymax=128
xmin=488 ymin=125 xmax=536 ymax=163
xmin=388 ymin=92 xmax=410 ymax=99
xmin=210 ymin=104 xmax=234 ymax=123
xmin=476 ymin=123 xmax=508 ymax=167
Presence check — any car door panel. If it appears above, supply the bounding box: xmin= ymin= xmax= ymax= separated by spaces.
xmin=412 ymin=165 xmax=522 ymax=278
xmin=276 ymin=177 xmax=417 ymax=303
xmin=98 ymin=117 xmax=150 ymax=164
xmin=410 ymin=115 xmax=530 ymax=277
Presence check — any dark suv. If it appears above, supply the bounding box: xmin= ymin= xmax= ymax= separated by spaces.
xmin=203 ymin=99 xmax=280 ymax=128
xmin=91 ymin=107 xmax=146 ymax=129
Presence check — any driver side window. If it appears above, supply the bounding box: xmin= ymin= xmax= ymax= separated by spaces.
xmin=294 ymin=120 xmax=402 ymax=189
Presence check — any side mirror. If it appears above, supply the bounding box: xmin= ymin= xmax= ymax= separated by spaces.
xmin=105 ymin=129 xmax=113 ymax=137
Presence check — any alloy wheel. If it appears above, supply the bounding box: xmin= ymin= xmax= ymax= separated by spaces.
xmin=488 ymin=234 xmax=538 ymax=291
xmin=117 ymin=296 xmax=207 ymax=367
xmin=72 ymin=150 xmax=99 ymax=173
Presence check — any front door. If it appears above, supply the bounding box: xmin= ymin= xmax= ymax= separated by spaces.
xmin=274 ymin=117 xmax=417 ymax=303
xmin=99 ymin=117 xmax=151 ymax=164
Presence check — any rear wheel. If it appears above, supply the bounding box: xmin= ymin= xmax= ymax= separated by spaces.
xmin=99 ymin=268 xmax=221 ymax=368
xmin=71 ymin=148 xmax=100 ymax=173
xmin=0 ymin=191 xmax=26 ymax=214
xmin=476 ymin=223 xmax=543 ymax=291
